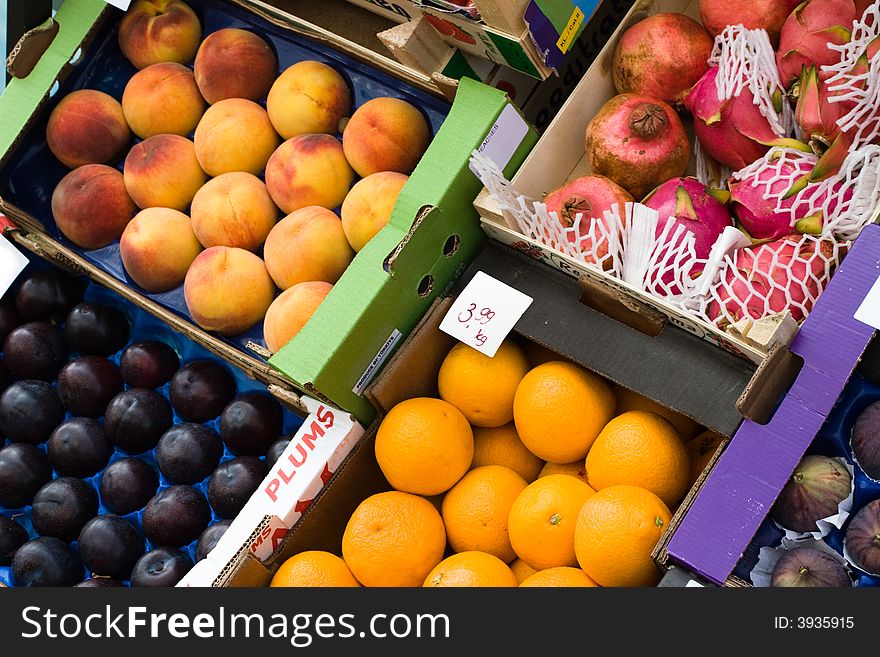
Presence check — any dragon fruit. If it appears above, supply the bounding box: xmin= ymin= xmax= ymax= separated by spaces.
xmin=699 ymin=0 xmax=802 ymax=44
xmin=707 ymin=235 xmax=837 ymax=323
xmin=777 ymin=0 xmax=857 ymax=89
xmin=796 ymin=66 xmax=850 ymax=144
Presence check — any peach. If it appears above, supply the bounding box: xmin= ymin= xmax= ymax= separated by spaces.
xmin=121 ymin=62 xmax=206 ymax=138
xmin=263 ymin=281 xmax=332 ymax=353
xmin=193 ymin=98 xmax=280 ymax=177
xmin=118 ymin=0 xmax=202 ymax=69
xmin=267 ymin=60 xmax=351 ymax=139
xmin=190 ymin=172 xmax=278 ymax=251
xmin=120 ymin=207 xmax=202 ymax=292
xmin=46 ymin=89 xmax=131 ymax=169
xmin=340 ymin=172 xmax=409 ymax=251
xmin=123 ymin=134 xmax=207 ymax=211
xmin=264 ymin=134 xmax=354 ymax=214
xmin=193 ymin=28 xmax=277 ymax=104
xmin=184 ymin=246 xmax=276 ymax=336
xmin=50 ymin=164 xmax=136 ymax=249
xmin=263 ymin=207 xmax=354 ymax=290
xmin=342 ymin=97 xmax=430 ymax=177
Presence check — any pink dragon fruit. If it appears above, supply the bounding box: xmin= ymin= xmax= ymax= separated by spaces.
xmin=708 ymin=236 xmax=837 ymax=323
xmin=776 ymin=0 xmax=857 ymax=89
xmin=685 ymin=67 xmax=807 ymax=171
xmin=796 ymin=66 xmax=849 ymax=143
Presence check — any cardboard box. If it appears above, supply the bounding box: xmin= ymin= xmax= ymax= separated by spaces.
xmin=0 ymin=0 xmax=539 ymax=426
xmin=345 ymin=0 xmax=421 ymax=23
xmin=524 ymin=0 xmax=604 ymax=69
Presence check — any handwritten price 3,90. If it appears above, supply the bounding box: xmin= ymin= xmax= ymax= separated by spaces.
xmin=457 ymin=304 xmax=495 ymax=347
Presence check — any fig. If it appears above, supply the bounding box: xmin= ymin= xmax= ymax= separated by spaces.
xmin=771 ymin=547 xmax=852 ymax=587
xmin=844 ymin=499 xmax=880 ymax=575
xmin=852 ymin=400 xmax=880 ymax=481
xmin=770 ymin=455 xmax=852 ymax=533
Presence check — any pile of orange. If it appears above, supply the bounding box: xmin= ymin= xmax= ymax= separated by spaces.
xmin=270 ymin=338 xmax=726 ymax=588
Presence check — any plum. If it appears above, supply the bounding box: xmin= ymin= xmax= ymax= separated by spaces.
xmin=208 ymin=456 xmax=269 ymax=519
xmin=104 ymin=388 xmax=173 ymax=454
xmin=0 ymin=514 xmax=29 ymax=566
xmin=0 ymin=443 xmax=52 ymax=508
xmin=78 ymin=515 xmax=145 ymax=580
xmin=57 ymin=355 xmax=124 ymax=417
xmin=142 ymin=485 xmax=211 ymax=547
xmin=75 ymin=577 xmax=124 ymax=587
xmin=156 ymin=423 xmax=223 ymax=484
xmin=771 ymin=547 xmax=852 ymax=587
xmin=266 ymin=437 xmax=291 ymax=465
xmin=65 ymin=302 xmax=130 ymax=356
xmin=99 ymin=457 xmax=159 ymax=515
xmin=219 ymin=392 xmax=283 ymax=455
xmin=169 ymin=360 xmax=236 ymax=422
xmin=196 ymin=520 xmax=232 ymax=561
xmin=119 ymin=340 xmax=179 ymax=388
xmin=3 ymin=321 xmax=68 ymax=381
xmin=0 ymin=359 xmax=12 ymax=393
xmin=31 ymin=477 xmax=98 ymax=542
xmin=130 ymin=547 xmax=193 ymax=587
xmin=852 ymin=400 xmax=880 ymax=481
xmin=844 ymin=499 xmax=880 ymax=575
xmin=12 ymin=537 xmax=83 ymax=587
xmin=14 ymin=268 xmax=86 ymax=323
xmin=0 ymin=380 xmax=66 ymax=444
xmin=47 ymin=418 xmax=113 ymax=477
xmin=0 ymin=296 xmax=22 ymax=343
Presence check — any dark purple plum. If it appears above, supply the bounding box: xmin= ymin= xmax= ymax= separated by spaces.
xmin=130 ymin=547 xmax=193 ymax=587
xmin=219 ymin=393 xmax=283 ymax=455
xmin=852 ymin=400 xmax=880 ymax=481
xmin=0 ymin=296 xmax=22 ymax=344
xmin=0 ymin=443 xmax=52 ymax=508
xmin=12 ymin=537 xmax=83 ymax=587
xmin=57 ymin=356 xmax=124 ymax=417
xmin=0 ymin=514 xmax=28 ymax=565
xmin=142 ymin=485 xmax=211 ymax=547
xmin=156 ymin=423 xmax=223 ymax=484
xmin=0 ymin=379 xmax=65 ymax=444
xmin=75 ymin=578 xmax=124 ymax=587
xmin=119 ymin=340 xmax=179 ymax=388
xmin=47 ymin=418 xmax=113 ymax=477
xmin=104 ymin=388 xmax=173 ymax=454
xmin=14 ymin=268 xmax=86 ymax=323
xmin=3 ymin=321 xmax=67 ymax=381
xmin=196 ymin=520 xmax=232 ymax=561
xmin=99 ymin=457 xmax=159 ymax=515
xmin=266 ymin=437 xmax=291 ymax=465
xmin=0 ymin=359 xmax=12 ymax=392
xmin=31 ymin=477 xmax=98 ymax=542
xmin=208 ymin=456 xmax=269 ymax=519
xmin=65 ymin=302 xmax=130 ymax=356
xmin=78 ymin=515 xmax=145 ymax=580
xmin=169 ymin=360 xmax=236 ymax=422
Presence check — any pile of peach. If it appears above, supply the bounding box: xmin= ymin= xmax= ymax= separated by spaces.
xmin=45 ymin=0 xmax=431 ymax=353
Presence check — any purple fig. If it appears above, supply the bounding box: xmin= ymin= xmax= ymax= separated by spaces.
xmin=852 ymin=401 xmax=880 ymax=481
xmin=771 ymin=547 xmax=852 ymax=587
xmin=844 ymin=499 xmax=880 ymax=575
xmin=770 ymin=455 xmax=852 ymax=533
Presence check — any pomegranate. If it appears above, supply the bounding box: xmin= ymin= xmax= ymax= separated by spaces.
xmin=771 ymin=547 xmax=853 ymax=587
xmin=612 ymin=13 xmax=713 ymax=104
xmin=699 ymin=0 xmax=803 ymax=45
xmin=770 ymin=455 xmax=852 ymax=533
xmin=844 ymin=499 xmax=880 ymax=575
xmin=851 ymin=400 xmax=880 ymax=481
xmin=585 ymin=94 xmax=690 ymax=200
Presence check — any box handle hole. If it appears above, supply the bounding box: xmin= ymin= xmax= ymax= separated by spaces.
xmin=442 ymin=234 xmax=460 ymax=258
xmin=417 ymin=275 xmax=434 ymax=297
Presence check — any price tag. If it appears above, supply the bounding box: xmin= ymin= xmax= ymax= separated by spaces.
xmin=103 ymin=0 xmax=132 ymax=10
xmin=854 ymin=273 xmax=880 ymax=330
xmin=0 ymin=234 xmax=28 ymax=300
xmin=439 ymin=271 xmax=533 ymax=357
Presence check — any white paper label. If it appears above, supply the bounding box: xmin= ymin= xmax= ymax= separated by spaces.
xmin=103 ymin=0 xmax=133 ymax=9
xmin=685 ymin=579 xmax=704 ymax=588
xmin=854 ymin=273 xmax=880 ymax=330
xmin=439 ymin=271 xmax=533 ymax=357
xmin=352 ymin=328 xmax=403 ymax=395
xmin=468 ymin=104 xmax=529 ymax=178
xmin=0 ymin=234 xmax=28 ymax=299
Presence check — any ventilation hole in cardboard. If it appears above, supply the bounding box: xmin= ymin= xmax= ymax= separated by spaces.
xmin=417 ymin=275 xmax=434 ymax=298
xmin=68 ymin=48 xmax=82 ymax=65
xmin=442 ymin=234 xmax=460 ymax=258
xmin=49 ymin=80 xmax=60 ymax=97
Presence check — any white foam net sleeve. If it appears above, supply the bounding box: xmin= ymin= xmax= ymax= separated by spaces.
xmin=710 ymin=25 xmax=794 ymax=137
xmin=823 ymin=3 xmax=880 ymax=150
xmin=695 ymin=138 xmax=732 ymax=189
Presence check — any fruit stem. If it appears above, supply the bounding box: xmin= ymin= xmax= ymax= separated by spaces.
xmin=629 ymin=103 xmax=668 ymax=140
xmin=549 ymin=513 xmax=561 ymax=526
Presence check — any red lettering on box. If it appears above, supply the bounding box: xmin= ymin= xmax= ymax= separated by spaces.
xmin=265 ymin=478 xmax=281 ymax=503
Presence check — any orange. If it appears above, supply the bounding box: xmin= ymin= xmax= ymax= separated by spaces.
xmin=374 ymin=397 xmax=474 ymax=496
xmin=509 ymin=558 xmax=538 ymax=584
xmin=614 ymin=385 xmax=701 ymax=440
xmin=471 ymin=423 xmax=544 ymax=483
xmin=342 ymin=491 xmax=446 ymax=587
xmin=508 ymin=474 xmax=596 ymax=570
xmin=513 ymin=361 xmax=615 ymax=463
xmin=269 ymin=551 xmax=360 ymax=587
xmin=574 ymin=485 xmax=671 ymax=587
xmin=519 ymin=567 xmax=598 ymax=588
xmin=686 ymin=430 xmax=726 ymax=485
xmin=437 ymin=340 xmax=529 ymax=428
xmin=423 ymin=551 xmax=517 ymax=587
xmin=585 ymin=410 xmax=690 ymax=507
xmin=539 ymin=460 xmax=589 ymax=484
xmin=441 ymin=465 xmax=527 ymax=562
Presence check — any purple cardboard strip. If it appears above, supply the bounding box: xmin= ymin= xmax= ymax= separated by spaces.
xmin=667 ymin=224 xmax=880 ymax=585
xmin=524 ymin=2 xmax=563 ymax=68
